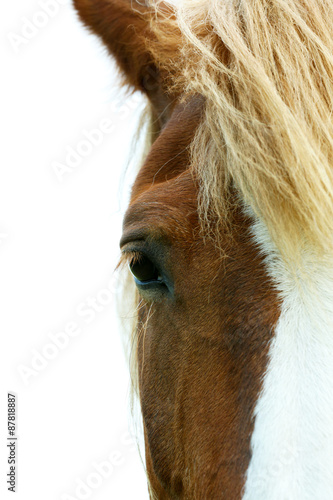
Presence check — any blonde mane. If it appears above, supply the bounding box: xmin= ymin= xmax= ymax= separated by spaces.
xmin=146 ymin=0 xmax=333 ymax=263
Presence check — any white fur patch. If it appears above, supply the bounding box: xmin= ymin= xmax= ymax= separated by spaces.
xmin=242 ymin=218 xmax=333 ymax=500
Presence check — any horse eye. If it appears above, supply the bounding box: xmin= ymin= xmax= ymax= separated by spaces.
xmin=129 ymin=255 xmax=161 ymax=284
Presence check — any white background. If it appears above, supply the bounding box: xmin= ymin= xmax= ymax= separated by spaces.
xmin=1 ymin=1 xmax=150 ymax=498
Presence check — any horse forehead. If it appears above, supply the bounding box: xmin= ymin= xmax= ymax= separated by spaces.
xmin=131 ymin=96 xmax=204 ymax=199
xmin=125 ymin=97 xmax=204 ymax=243
xmin=123 ymin=172 xmax=198 ymax=245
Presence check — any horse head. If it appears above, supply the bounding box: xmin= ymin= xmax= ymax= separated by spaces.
xmin=74 ymin=1 xmax=333 ymax=498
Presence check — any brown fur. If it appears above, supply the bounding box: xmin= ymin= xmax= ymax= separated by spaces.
xmin=70 ymin=1 xmax=328 ymax=497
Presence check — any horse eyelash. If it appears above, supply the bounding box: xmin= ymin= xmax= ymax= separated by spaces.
xmin=117 ymin=250 xmax=145 ymax=271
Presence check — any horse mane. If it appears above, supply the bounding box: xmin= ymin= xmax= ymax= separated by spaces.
xmin=145 ymin=0 xmax=333 ymax=264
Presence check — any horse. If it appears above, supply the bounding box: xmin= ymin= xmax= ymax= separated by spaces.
xmin=73 ymin=1 xmax=333 ymax=498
